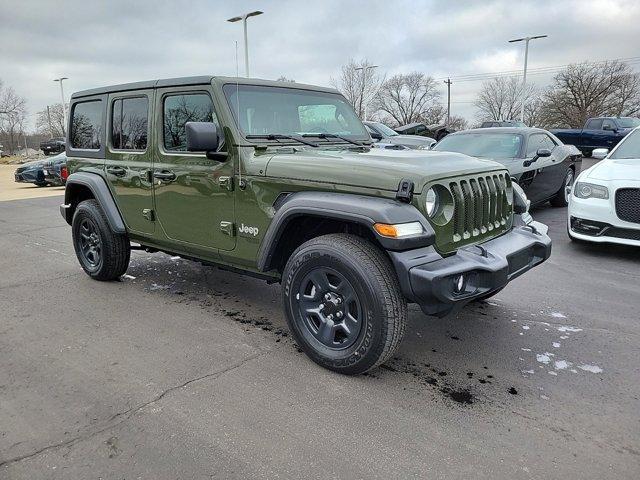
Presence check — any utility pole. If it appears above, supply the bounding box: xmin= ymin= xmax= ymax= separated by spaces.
xmin=47 ymin=105 xmax=54 ymax=138
xmin=508 ymin=34 xmax=547 ymax=123
xmin=443 ymin=78 xmax=452 ymax=127
xmin=227 ymin=11 xmax=263 ymax=77
xmin=53 ymin=77 xmax=69 ymax=135
xmin=354 ymin=65 xmax=379 ymax=121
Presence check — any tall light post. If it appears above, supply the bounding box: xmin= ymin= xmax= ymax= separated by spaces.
xmin=53 ymin=77 xmax=69 ymax=135
xmin=354 ymin=65 xmax=379 ymax=121
xmin=508 ymin=35 xmax=547 ymax=123
xmin=227 ymin=11 xmax=263 ymax=78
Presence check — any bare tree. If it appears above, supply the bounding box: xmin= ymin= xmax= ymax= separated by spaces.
xmin=0 ymin=84 xmax=27 ymax=154
xmin=331 ymin=59 xmax=383 ymax=119
xmin=474 ymin=76 xmax=538 ymax=125
xmin=539 ymin=61 xmax=640 ymax=128
xmin=374 ymin=72 xmax=441 ymax=126
xmin=447 ymin=115 xmax=469 ymax=131
xmin=36 ymin=103 xmax=67 ymax=138
xmin=276 ymin=76 xmax=295 ymax=83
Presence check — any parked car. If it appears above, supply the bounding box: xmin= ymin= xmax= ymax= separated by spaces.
xmin=14 ymin=159 xmax=49 ymax=187
xmin=40 ymin=137 xmax=66 ymax=155
xmin=480 ymin=120 xmax=527 ymax=128
xmin=551 ymin=117 xmax=639 ymax=157
xmin=370 ymin=141 xmax=410 ymax=151
xmin=60 ymin=76 xmax=551 ymax=375
xmin=568 ymin=127 xmax=640 ymax=246
xmin=43 ymin=152 xmax=68 ymax=186
xmin=432 ymin=127 xmax=581 ymax=207
xmin=364 ymin=121 xmax=436 ymax=149
xmin=395 ymin=122 xmax=451 ymax=141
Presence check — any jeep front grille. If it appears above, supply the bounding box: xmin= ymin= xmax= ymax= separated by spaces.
xmin=615 ymin=188 xmax=640 ymax=224
xmin=447 ymin=173 xmax=512 ymax=246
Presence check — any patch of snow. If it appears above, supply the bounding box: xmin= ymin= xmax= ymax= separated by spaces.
xmin=578 ymin=364 xmax=603 ymax=374
xmin=560 ymin=335 xmax=569 ymax=340
xmin=536 ymin=353 xmax=551 ymax=364
xmin=541 ymin=394 xmax=549 ymax=400
xmin=149 ymin=283 xmax=170 ymax=291
xmin=487 ymin=301 xmax=499 ymax=306
xmin=550 ymin=312 xmax=567 ymax=318
xmin=522 ymin=325 xmax=530 ymax=330
xmin=519 ymin=332 xmax=523 ymax=336
xmin=570 ymin=369 xmax=578 ymax=373
xmin=522 ymin=369 xmax=535 ymax=374
xmin=521 ymin=348 xmax=532 ymax=352
xmin=548 ymin=371 xmax=558 ymax=376
xmin=557 ymin=326 xmax=582 ymax=333
xmin=554 ymin=360 xmax=571 ymax=370
xmin=552 ymin=342 xmax=561 ymax=348
xmin=170 ymin=256 xmax=180 ymax=260
xmin=122 ymin=274 xmax=136 ymax=280
xmin=511 ymin=319 xmax=517 ymax=323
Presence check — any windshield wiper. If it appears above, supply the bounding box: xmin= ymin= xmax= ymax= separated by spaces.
xmin=246 ymin=134 xmax=318 ymax=148
xmin=302 ymin=133 xmax=368 ymax=147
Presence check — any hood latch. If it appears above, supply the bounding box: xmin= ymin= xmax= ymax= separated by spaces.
xmin=396 ymin=178 xmax=415 ymax=203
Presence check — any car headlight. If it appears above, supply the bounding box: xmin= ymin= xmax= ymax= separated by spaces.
xmin=512 ymin=182 xmax=530 ymax=214
xmin=425 ymin=187 xmax=438 ymax=216
xmin=574 ymin=182 xmax=609 ymax=199
xmin=373 ymin=221 xmax=424 ymax=238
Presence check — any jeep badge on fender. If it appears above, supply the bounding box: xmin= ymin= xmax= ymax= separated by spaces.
xmin=59 ymin=76 xmax=551 ymax=375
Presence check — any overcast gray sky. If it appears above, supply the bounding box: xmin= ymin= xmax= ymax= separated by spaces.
xmin=2 ymin=0 xmax=639 ymax=129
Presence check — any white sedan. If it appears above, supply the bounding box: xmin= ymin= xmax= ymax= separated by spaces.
xmin=568 ymin=126 xmax=640 ymax=246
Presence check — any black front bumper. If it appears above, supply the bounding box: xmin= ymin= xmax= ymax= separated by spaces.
xmin=389 ymin=222 xmax=552 ymax=317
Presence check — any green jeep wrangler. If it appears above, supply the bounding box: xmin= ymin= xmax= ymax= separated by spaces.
xmin=60 ymin=76 xmax=551 ymax=374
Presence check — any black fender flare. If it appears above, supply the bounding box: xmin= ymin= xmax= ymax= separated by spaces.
xmin=61 ymin=172 xmax=126 ymax=234
xmin=256 ymin=191 xmax=435 ymax=272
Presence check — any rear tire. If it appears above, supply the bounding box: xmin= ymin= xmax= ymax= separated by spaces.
xmin=282 ymin=234 xmax=407 ymax=375
xmin=72 ymin=199 xmax=130 ymax=281
xmin=550 ymin=168 xmax=574 ymax=207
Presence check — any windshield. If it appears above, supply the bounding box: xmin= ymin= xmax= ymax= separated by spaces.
xmin=433 ymin=133 xmax=523 ymax=159
xmin=223 ymin=84 xmax=369 ymax=142
xmin=610 ymin=129 xmax=640 ymax=159
xmin=372 ymin=122 xmax=398 ymax=137
xmin=617 ymin=118 xmax=640 ymax=129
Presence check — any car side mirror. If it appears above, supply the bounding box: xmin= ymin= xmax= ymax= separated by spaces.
xmin=602 ymin=124 xmax=613 ymax=131
xmin=370 ymin=132 xmax=383 ymax=141
xmin=186 ymin=121 xmax=220 ymax=153
xmin=536 ymin=148 xmax=552 ymax=158
xmin=592 ymin=148 xmax=609 ymax=160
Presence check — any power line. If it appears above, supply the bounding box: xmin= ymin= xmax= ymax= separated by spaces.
xmin=437 ymin=55 xmax=640 ymax=83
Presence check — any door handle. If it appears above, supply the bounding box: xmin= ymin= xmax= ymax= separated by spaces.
xmin=153 ymin=170 xmax=176 ymax=182
xmin=106 ymin=166 xmax=126 ymax=177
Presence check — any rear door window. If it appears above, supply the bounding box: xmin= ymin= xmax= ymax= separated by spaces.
xmin=111 ymin=97 xmax=149 ymax=150
xmin=70 ymin=100 xmax=103 ymax=149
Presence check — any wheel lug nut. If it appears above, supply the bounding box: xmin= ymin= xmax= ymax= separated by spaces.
xmin=319 ymin=303 xmax=325 ymax=310
xmin=327 ymin=314 xmax=334 ymax=321
xmin=324 ymin=293 xmax=331 ymax=300
xmin=336 ymin=298 xmax=342 ymax=304
xmin=336 ymin=311 xmax=343 ymax=319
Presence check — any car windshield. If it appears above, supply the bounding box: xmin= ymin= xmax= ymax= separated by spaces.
xmin=223 ymin=84 xmax=369 ymax=142
xmin=610 ymin=129 xmax=640 ymax=159
xmin=372 ymin=122 xmax=398 ymax=137
xmin=617 ymin=118 xmax=640 ymax=128
xmin=433 ymin=133 xmax=523 ymax=159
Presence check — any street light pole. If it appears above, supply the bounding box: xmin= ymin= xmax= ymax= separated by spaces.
xmin=354 ymin=65 xmax=379 ymax=121
xmin=227 ymin=11 xmax=263 ymax=78
xmin=53 ymin=77 xmax=69 ymax=135
xmin=508 ymin=35 xmax=547 ymax=123
xmin=443 ymin=78 xmax=452 ymax=127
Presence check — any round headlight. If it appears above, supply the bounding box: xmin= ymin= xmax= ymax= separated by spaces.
xmin=578 ymin=184 xmax=592 ymax=197
xmin=426 ymin=188 xmax=438 ymax=217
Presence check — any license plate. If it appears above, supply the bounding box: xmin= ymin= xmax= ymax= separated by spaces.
xmin=43 ymin=169 xmax=48 ymax=175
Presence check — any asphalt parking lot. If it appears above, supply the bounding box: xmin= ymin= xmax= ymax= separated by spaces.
xmin=1 ymin=159 xmax=639 ymax=479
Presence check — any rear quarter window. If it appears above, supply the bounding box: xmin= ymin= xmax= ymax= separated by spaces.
xmin=70 ymin=100 xmax=103 ymax=150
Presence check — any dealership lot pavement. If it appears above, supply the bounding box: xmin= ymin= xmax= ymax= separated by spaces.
xmin=1 ymin=160 xmax=639 ymax=479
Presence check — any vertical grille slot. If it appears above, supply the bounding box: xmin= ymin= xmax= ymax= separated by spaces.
xmin=450 ymin=182 xmax=464 ymax=241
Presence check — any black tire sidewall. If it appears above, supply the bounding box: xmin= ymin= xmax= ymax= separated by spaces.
xmin=283 ymin=241 xmax=387 ymax=374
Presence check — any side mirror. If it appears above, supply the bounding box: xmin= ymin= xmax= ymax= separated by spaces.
xmin=370 ymin=132 xmax=383 ymax=141
xmin=602 ymin=124 xmax=614 ymax=131
xmin=186 ymin=122 xmax=219 ymax=153
xmin=536 ymin=148 xmax=552 ymax=158
xmin=592 ymin=148 xmax=609 ymax=160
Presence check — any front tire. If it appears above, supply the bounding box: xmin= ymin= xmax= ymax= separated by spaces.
xmin=282 ymin=234 xmax=407 ymax=375
xmin=72 ymin=199 xmax=130 ymax=281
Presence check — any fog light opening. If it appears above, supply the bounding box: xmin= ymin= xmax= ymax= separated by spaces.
xmin=454 ymin=274 xmax=465 ymax=294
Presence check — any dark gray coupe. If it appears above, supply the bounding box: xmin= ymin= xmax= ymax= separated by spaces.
xmin=433 ymin=127 xmax=582 ymax=207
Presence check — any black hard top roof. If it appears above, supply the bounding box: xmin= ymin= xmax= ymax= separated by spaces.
xmin=71 ymin=76 xmax=339 ymax=99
